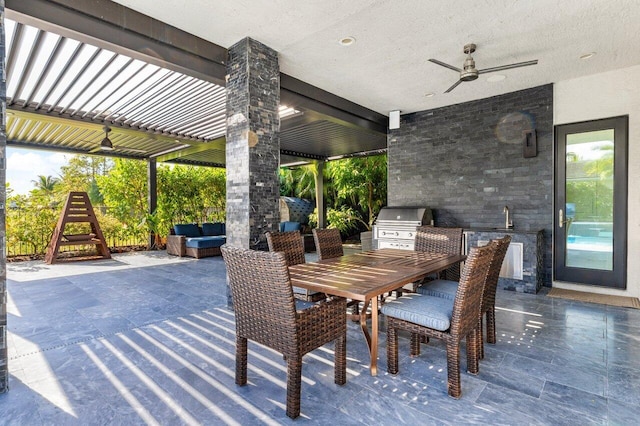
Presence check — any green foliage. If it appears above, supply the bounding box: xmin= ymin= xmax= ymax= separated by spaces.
xmin=567 ymin=146 xmax=614 ymax=222
xmin=156 ymin=164 xmax=226 ymax=235
xmin=327 ymin=156 xmax=387 ymax=229
xmin=309 ymin=205 xmax=366 ymax=235
xmin=7 ymin=153 xmax=226 ymax=256
xmin=279 ymin=164 xmax=317 ymax=199
xmin=567 ymin=180 xmax=613 ymax=221
xmin=280 ymin=155 xmax=387 ymax=233
xmin=31 ymin=175 xmax=60 ymax=193
xmin=6 ymin=194 xmax=58 ymax=255
xmin=94 ymin=210 xmax=129 ymax=242
xmin=58 ymin=156 xmax=112 ymax=205
xmin=96 ymin=159 xmax=148 ymax=239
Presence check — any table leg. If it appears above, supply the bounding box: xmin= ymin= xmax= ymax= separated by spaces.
xmin=358 ymin=297 xmax=380 ymax=376
xmin=370 ymin=296 xmax=379 ymax=376
xmin=359 ymin=299 xmax=372 ymax=350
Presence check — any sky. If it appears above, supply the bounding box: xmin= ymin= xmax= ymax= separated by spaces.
xmin=6 ymin=147 xmax=70 ymax=196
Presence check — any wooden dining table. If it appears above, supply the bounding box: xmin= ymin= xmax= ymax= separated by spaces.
xmin=288 ymin=248 xmax=466 ymax=376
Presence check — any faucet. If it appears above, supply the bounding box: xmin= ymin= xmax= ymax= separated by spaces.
xmin=503 ymin=206 xmax=513 ymax=229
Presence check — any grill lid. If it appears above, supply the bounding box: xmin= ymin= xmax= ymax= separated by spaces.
xmin=375 ymin=207 xmax=433 ymax=224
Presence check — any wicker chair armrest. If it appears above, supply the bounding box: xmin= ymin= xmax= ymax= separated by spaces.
xmin=166 ymin=234 xmax=186 ymax=256
xmin=297 ymin=296 xmax=347 ymax=354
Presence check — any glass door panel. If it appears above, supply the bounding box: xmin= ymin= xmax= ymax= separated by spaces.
xmin=565 ymin=130 xmax=614 ymax=270
xmin=554 ymin=116 xmax=627 ymax=289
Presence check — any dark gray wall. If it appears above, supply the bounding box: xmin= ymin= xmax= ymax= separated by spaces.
xmin=388 ymin=85 xmax=553 ymax=284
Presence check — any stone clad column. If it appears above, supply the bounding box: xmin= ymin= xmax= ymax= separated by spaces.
xmin=0 ymin=0 xmax=8 ymax=393
xmin=225 ymin=38 xmax=280 ymax=250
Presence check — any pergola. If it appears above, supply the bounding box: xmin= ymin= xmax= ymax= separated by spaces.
xmin=0 ymin=0 xmax=393 ymax=395
xmin=5 ymin=1 xmax=387 ymax=168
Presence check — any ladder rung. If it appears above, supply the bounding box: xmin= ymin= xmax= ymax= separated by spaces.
xmin=58 ymin=240 xmax=101 ymax=246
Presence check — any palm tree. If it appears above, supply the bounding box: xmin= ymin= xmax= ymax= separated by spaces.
xmin=31 ymin=175 xmax=60 ymax=193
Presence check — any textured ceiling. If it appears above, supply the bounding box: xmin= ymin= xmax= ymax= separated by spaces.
xmin=112 ymin=0 xmax=640 ymax=115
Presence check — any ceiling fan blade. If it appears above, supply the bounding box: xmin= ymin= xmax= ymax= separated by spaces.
xmin=478 ymin=60 xmax=538 ymax=74
xmin=428 ymin=59 xmax=462 ymax=73
xmin=88 ymin=147 xmax=102 ymax=154
xmin=444 ymin=79 xmax=463 ymax=93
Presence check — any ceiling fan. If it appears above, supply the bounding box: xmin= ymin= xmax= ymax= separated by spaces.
xmin=429 ymin=43 xmax=538 ymax=93
xmin=88 ymin=126 xmax=147 ymax=154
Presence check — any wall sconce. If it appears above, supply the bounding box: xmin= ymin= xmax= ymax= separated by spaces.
xmin=523 ymin=129 xmax=537 ymax=158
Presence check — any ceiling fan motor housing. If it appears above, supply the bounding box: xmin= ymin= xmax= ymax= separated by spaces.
xmin=460 ymin=56 xmax=479 ymax=81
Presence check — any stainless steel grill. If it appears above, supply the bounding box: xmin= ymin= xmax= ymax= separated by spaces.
xmin=373 ymin=207 xmax=433 ymax=250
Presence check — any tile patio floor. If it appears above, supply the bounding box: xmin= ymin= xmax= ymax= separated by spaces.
xmin=1 ymin=251 xmax=639 ymax=425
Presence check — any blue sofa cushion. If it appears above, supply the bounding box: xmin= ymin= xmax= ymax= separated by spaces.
xmin=174 ymin=223 xmax=201 ymax=238
xmin=381 ymin=293 xmax=454 ymax=331
xmin=185 ymin=236 xmax=226 ymax=249
xmin=280 ymin=221 xmax=301 ymax=232
xmin=202 ymin=222 xmax=225 ymax=236
xmin=417 ymin=279 xmax=458 ymax=300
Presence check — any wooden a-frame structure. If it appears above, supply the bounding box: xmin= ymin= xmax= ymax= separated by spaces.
xmin=44 ymin=192 xmax=111 ymax=264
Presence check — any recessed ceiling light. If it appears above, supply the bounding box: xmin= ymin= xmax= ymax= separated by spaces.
xmin=424 ymin=92 xmax=435 ymax=98
xmin=580 ymin=52 xmax=596 ymax=60
xmin=487 ymin=74 xmax=506 ymax=82
xmin=339 ymin=36 xmax=356 ymax=46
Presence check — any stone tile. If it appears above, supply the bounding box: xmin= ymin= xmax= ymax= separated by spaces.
xmin=607 ymin=364 xmax=640 ymax=405
xmin=607 ymin=398 xmax=640 ymax=425
xmin=475 ymin=359 xmax=545 ymax=398
xmin=4 ymin=253 xmax=637 ymax=424
xmin=540 ymin=381 xmax=607 ymax=420
xmin=476 ymin=384 xmax=604 ymax=425
xmin=339 ymin=386 xmax=450 ymax=425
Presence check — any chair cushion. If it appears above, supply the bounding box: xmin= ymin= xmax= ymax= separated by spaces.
xmin=417 ymin=279 xmax=458 ymax=300
xmin=185 ymin=236 xmax=226 ymax=249
xmin=202 ymin=222 xmax=225 ymax=236
xmin=292 ymin=285 xmax=322 ymax=298
xmin=174 ymin=223 xmax=201 ymax=238
xmin=294 ymin=299 xmax=317 ymax=311
xmin=280 ymin=221 xmax=301 ymax=232
xmin=381 ymin=293 xmax=454 ymax=331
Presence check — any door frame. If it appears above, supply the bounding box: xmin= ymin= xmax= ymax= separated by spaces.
xmin=553 ymin=115 xmax=628 ymax=289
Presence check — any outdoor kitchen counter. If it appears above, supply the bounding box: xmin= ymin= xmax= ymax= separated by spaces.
xmin=464 ymin=227 xmax=542 ymax=234
xmin=464 ymin=228 xmax=544 ymax=294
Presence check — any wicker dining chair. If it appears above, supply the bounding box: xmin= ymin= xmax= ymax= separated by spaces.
xmin=417 ymin=235 xmax=511 ymax=359
xmin=312 ymin=228 xmax=344 ymax=260
xmin=266 ymin=230 xmax=325 ymax=302
xmin=382 ymin=243 xmax=494 ymax=398
xmin=312 ymin=228 xmax=364 ymax=319
xmin=221 ymin=246 xmax=347 ymax=419
xmin=414 ymin=226 xmax=464 ymax=282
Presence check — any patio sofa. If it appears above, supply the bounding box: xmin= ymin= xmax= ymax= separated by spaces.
xmin=167 ymin=222 xmax=226 ymax=258
xmin=279 ymin=221 xmax=301 ymax=232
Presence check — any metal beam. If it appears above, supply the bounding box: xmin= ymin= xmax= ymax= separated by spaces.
xmin=315 ymin=161 xmax=326 ymax=228
xmin=165 ymin=158 xmax=225 ymax=168
xmin=147 ymin=159 xmax=157 ymax=249
xmin=279 ymin=149 xmax=327 ymax=161
xmin=7 ymin=109 xmax=193 ymax=144
xmin=280 ymin=74 xmax=388 ymax=134
xmin=6 ymin=0 xmax=227 ymax=86
xmin=152 ymin=136 xmax=225 ymax=162
xmin=7 ymin=139 xmax=147 ymax=161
